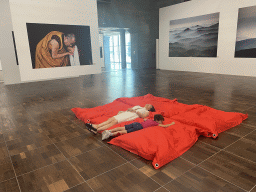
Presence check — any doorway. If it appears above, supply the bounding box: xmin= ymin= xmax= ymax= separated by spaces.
xmin=100 ymin=28 xmax=131 ymax=71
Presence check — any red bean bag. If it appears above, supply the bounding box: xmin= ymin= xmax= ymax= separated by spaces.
xmin=71 ymin=94 xmax=248 ymax=169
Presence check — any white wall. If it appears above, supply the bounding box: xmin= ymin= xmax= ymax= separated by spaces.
xmin=159 ymin=0 xmax=256 ymax=77
xmin=0 ymin=0 xmax=22 ymax=84
xmin=9 ymin=0 xmax=101 ymax=82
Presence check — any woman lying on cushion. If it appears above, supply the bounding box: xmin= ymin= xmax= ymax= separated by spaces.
xmin=102 ymin=114 xmax=175 ymax=140
xmin=86 ymin=104 xmax=155 ymax=134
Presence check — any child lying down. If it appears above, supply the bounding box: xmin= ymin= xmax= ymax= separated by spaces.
xmin=102 ymin=114 xmax=175 ymax=140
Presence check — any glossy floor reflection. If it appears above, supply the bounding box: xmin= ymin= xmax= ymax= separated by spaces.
xmin=0 ymin=69 xmax=256 ymax=192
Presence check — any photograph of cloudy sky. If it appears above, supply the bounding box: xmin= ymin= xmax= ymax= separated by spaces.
xmin=235 ymin=5 xmax=256 ymax=58
xmin=169 ymin=13 xmax=219 ymax=57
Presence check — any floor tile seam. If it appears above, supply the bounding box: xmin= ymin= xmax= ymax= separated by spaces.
xmin=185 ymin=129 xmax=256 ymax=188
xmin=199 ymin=125 xmax=256 ymax=152
xmin=101 ymin=140 xmax=140 ymax=162
xmin=85 ymin=161 xmax=130 ymax=183
xmin=51 ymin=142 xmax=95 ymax=192
xmin=219 ymin=127 xmax=256 ymax=151
xmin=5 ymin=124 xmax=97 ymax=157
xmin=249 ymin=184 xmax=256 ymax=192
xmin=95 ymin=138 xmax=166 ymax=189
xmin=8 ymin=102 xmax=56 ymax=140
xmin=153 ymin=186 xmax=170 ymax=192
xmin=4 ymin=123 xmax=91 ymax=142
xmin=161 ymin=160 xmax=199 ymax=190
xmin=179 ymin=156 xmax=249 ymax=191
xmin=245 ymin=123 xmax=256 ymax=129
xmin=58 ymin=110 xmax=89 ymax=129
xmin=198 ymin=166 xmax=248 ymax=192
xmin=197 ymin=139 xmax=223 ymax=150
xmin=0 ymin=171 xmax=16 ymax=183
xmin=196 ymin=139 xmax=222 ymax=150
xmin=95 ymin=135 xmax=131 ymax=163
xmin=3 ymin=129 xmax=52 ymax=143
xmin=161 ymin=157 xmax=248 ymax=192
xmin=7 ymin=142 xmax=55 ymax=157
xmin=243 ymin=123 xmax=256 ymax=129
xmin=49 ymin=133 xmax=105 ymax=158
xmin=0 ymin=113 xmax=17 ymax=134
xmin=11 ymin=158 xmax=67 ymax=178
xmin=93 ymin=133 xmax=141 ymax=162
xmin=179 ymin=156 xmax=197 ymax=166
xmin=62 ymin=181 xmax=92 ymax=192
xmin=242 ymin=105 xmax=256 ymax=113
xmin=222 ymin=150 xmax=256 ymax=165
xmin=194 ymin=130 xmax=256 ymax=190
xmin=8 ymin=138 xmax=104 ymax=177
xmin=3 ymin=136 xmax=22 ymax=192
xmin=127 ymin=161 xmax=167 ymax=189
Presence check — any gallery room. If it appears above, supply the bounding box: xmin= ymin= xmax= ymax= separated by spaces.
xmin=0 ymin=0 xmax=255 ymax=191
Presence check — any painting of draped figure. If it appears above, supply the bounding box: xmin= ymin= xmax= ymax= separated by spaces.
xmin=169 ymin=13 xmax=219 ymax=57
xmin=26 ymin=23 xmax=93 ymax=69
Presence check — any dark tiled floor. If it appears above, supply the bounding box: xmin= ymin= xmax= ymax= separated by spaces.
xmin=164 ymin=167 xmax=246 ymax=192
xmin=0 ymin=69 xmax=256 ymax=192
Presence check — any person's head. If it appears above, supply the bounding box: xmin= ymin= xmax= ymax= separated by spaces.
xmin=64 ymin=33 xmax=76 ymax=47
xmin=154 ymin=114 xmax=164 ymax=124
xmin=144 ymin=104 xmax=155 ymax=112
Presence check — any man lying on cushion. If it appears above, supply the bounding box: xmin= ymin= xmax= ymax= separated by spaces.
xmin=86 ymin=104 xmax=155 ymax=134
xmin=102 ymin=114 xmax=175 ymax=140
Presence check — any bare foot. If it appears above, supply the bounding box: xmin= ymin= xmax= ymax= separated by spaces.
xmin=92 ymin=124 xmax=98 ymax=129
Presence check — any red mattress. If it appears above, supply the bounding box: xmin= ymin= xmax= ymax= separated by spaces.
xmin=71 ymin=94 xmax=248 ymax=169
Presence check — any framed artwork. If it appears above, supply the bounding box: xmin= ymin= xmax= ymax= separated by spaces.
xmin=169 ymin=13 xmax=219 ymax=57
xmin=26 ymin=23 xmax=93 ymax=69
xmin=235 ymin=5 xmax=256 ymax=58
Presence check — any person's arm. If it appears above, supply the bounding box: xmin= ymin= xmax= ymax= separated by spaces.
xmin=126 ymin=108 xmax=136 ymax=112
xmin=158 ymin=122 xmax=175 ymax=128
xmin=50 ymin=39 xmax=73 ymax=59
xmin=136 ymin=111 xmax=149 ymax=118
xmin=67 ymin=46 xmax=75 ymax=54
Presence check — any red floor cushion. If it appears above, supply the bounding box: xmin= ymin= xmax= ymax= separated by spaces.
xmin=72 ymin=94 xmax=248 ymax=169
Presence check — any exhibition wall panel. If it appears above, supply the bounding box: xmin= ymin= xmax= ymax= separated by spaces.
xmin=9 ymin=0 xmax=101 ymax=82
xmin=159 ymin=0 xmax=256 ymax=77
xmin=0 ymin=0 xmax=21 ymax=84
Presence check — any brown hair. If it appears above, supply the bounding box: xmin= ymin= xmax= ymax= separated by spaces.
xmin=154 ymin=114 xmax=164 ymax=121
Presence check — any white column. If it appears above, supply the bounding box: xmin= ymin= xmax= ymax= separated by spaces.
xmin=0 ymin=0 xmax=21 ymax=84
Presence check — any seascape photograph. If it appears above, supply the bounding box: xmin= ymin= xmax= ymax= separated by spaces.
xmin=169 ymin=13 xmax=220 ymax=57
xmin=235 ymin=5 xmax=256 ymax=58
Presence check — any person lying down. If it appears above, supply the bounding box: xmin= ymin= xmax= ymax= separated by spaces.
xmin=102 ymin=114 xmax=175 ymax=140
xmin=85 ymin=104 xmax=156 ymax=134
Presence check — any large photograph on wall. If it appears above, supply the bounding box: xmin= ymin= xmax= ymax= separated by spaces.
xmin=235 ymin=6 xmax=256 ymax=58
xmin=27 ymin=23 xmax=93 ymax=69
xmin=169 ymin=13 xmax=219 ymax=57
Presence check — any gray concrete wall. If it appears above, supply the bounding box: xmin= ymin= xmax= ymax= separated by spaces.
xmin=97 ymin=0 xmax=159 ymax=69
xmin=153 ymin=0 xmax=187 ymax=9
xmin=97 ymin=0 xmax=186 ymax=69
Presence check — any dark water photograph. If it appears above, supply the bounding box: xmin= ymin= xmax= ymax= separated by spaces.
xmin=235 ymin=5 xmax=256 ymax=58
xmin=169 ymin=13 xmax=219 ymax=57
